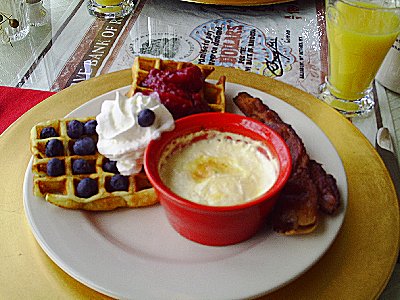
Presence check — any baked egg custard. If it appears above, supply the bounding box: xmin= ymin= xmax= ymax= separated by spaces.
xmin=159 ymin=130 xmax=279 ymax=206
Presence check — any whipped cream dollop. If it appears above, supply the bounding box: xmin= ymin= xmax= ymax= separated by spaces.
xmin=96 ymin=91 xmax=175 ymax=175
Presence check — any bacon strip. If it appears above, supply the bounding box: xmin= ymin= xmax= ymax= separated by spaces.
xmin=309 ymin=160 xmax=340 ymax=214
xmin=233 ymin=92 xmax=340 ymax=234
xmin=273 ymin=168 xmax=319 ymax=234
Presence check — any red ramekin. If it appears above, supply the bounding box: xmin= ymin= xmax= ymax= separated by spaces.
xmin=144 ymin=112 xmax=292 ymax=246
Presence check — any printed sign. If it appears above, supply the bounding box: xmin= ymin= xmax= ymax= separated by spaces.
xmin=190 ymin=19 xmax=295 ymax=78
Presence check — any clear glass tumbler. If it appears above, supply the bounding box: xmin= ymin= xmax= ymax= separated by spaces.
xmin=319 ymin=0 xmax=400 ymax=117
xmin=87 ymin=0 xmax=136 ymax=19
xmin=0 ymin=0 xmax=30 ymax=43
xmin=26 ymin=0 xmax=49 ymax=27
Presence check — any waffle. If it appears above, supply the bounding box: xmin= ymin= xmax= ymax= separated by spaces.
xmin=127 ymin=56 xmax=226 ymax=113
xmin=30 ymin=117 xmax=157 ymax=210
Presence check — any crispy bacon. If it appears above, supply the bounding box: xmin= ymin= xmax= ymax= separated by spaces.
xmin=309 ymin=160 xmax=340 ymax=214
xmin=233 ymin=92 xmax=340 ymax=234
xmin=273 ymin=168 xmax=318 ymax=234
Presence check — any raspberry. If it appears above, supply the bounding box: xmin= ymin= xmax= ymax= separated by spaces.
xmin=47 ymin=158 xmax=65 ymax=176
xmin=40 ymin=127 xmax=58 ymax=139
xmin=141 ymin=66 xmax=209 ymax=119
xmin=160 ymin=92 xmax=193 ymax=119
xmin=103 ymin=159 xmax=119 ymax=173
xmin=138 ymin=109 xmax=156 ymax=127
xmin=73 ymin=159 xmax=94 ymax=174
xmin=76 ymin=178 xmax=98 ymax=198
xmin=45 ymin=139 xmax=64 ymax=157
xmin=84 ymin=120 xmax=97 ymax=135
xmin=67 ymin=120 xmax=84 ymax=139
xmin=168 ymin=66 xmax=204 ymax=92
xmin=73 ymin=137 xmax=96 ymax=155
xmin=109 ymin=174 xmax=129 ymax=191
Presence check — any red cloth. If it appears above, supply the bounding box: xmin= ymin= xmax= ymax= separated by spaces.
xmin=0 ymin=86 xmax=56 ymax=134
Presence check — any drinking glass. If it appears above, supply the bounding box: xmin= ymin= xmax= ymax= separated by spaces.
xmin=26 ymin=0 xmax=49 ymax=27
xmin=319 ymin=0 xmax=400 ymax=117
xmin=87 ymin=0 xmax=135 ymax=19
xmin=0 ymin=0 xmax=30 ymax=44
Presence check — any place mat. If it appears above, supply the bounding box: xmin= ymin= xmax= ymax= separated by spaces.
xmin=0 ymin=86 xmax=55 ymax=135
xmin=0 ymin=68 xmax=398 ymax=299
xmin=181 ymin=0 xmax=294 ymax=5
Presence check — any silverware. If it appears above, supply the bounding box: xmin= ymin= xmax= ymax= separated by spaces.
xmin=375 ymin=127 xmax=400 ymax=201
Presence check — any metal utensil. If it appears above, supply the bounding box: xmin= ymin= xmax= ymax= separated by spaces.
xmin=375 ymin=127 xmax=400 ymax=201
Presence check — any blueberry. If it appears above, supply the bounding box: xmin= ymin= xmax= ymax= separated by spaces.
xmin=76 ymin=178 xmax=98 ymax=198
xmin=138 ymin=109 xmax=156 ymax=127
xmin=84 ymin=120 xmax=97 ymax=135
xmin=45 ymin=139 xmax=64 ymax=157
xmin=103 ymin=159 xmax=119 ymax=173
xmin=47 ymin=158 xmax=65 ymax=176
xmin=73 ymin=159 xmax=94 ymax=174
xmin=109 ymin=174 xmax=129 ymax=191
xmin=40 ymin=127 xmax=58 ymax=139
xmin=67 ymin=120 xmax=84 ymax=139
xmin=73 ymin=137 xmax=96 ymax=155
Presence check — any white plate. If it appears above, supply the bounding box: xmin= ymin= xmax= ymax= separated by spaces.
xmin=23 ymin=83 xmax=348 ymax=300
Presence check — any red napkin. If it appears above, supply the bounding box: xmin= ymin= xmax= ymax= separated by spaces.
xmin=0 ymin=86 xmax=56 ymax=134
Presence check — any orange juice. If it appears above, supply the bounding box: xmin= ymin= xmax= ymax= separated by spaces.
xmin=327 ymin=1 xmax=400 ymax=100
xmin=96 ymin=0 xmax=122 ymax=5
xmin=87 ymin=0 xmax=134 ymax=18
xmin=95 ymin=0 xmax=122 ymax=13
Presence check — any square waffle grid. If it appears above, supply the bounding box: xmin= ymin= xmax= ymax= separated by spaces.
xmin=127 ymin=56 xmax=226 ymax=113
xmin=30 ymin=117 xmax=156 ymax=210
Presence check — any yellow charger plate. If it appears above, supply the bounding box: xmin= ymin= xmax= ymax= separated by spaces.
xmin=0 ymin=67 xmax=398 ymax=299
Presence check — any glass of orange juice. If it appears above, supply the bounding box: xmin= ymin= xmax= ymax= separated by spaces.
xmin=319 ymin=0 xmax=400 ymax=117
xmin=87 ymin=0 xmax=135 ymax=19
